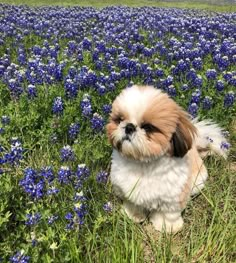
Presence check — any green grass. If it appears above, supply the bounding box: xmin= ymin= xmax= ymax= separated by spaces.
xmin=0 ymin=0 xmax=236 ymax=12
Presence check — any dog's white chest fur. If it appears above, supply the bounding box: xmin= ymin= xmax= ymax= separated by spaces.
xmin=110 ymin=150 xmax=189 ymax=212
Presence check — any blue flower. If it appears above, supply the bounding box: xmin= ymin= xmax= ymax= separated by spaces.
xmin=190 ymin=89 xmax=201 ymax=104
xmin=202 ymin=96 xmax=213 ymax=110
xmin=220 ymin=141 xmax=231 ymax=150
xmin=1 ymin=115 xmax=10 ymax=125
xmin=215 ymin=80 xmax=224 ymax=92
xmin=52 ymin=97 xmax=64 ymax=116
xmin=4 ymin=138 xmax=23 ymax=166
xmin=81 ymin=94 xmax=92 ymax=117
xmin=27 ymin=84 xmax=37 ymax=99
xmin=40 ymin=166 xmax=54 ymax=183
xmin=10 ymin=251 xmax=30 ymax=263
xmin=25 ymin=213 xmax=41 ymax=226
xmin=188 ymin=103 xmax=199 ymax=118
xmin=19 ymin=168 xmax=45 ymax=200
xmin=76 ymin=164 xmax=90 ymax=181
xmin=68 ymin=123 xmax=80 ymax=140
xmin=96 ymin=171 xmax=109 ymax=184
xmin=102 ymin=104 xmax=112 ymax=115
xmin=103 ymin=202 xmax=113 ymax=213
xmin=60 ymin=145 xmax=75 ymax=162
xmin=48 ymin=215 xmax=58 ymax=225
xmin=224 ymin=91 xmax=235 ymax=108
xmin=90 ymin=113 xmax=104 ymax=132
xmin=206 ymin=69 xmax=217 ymax=80
xmin=58 ymin=166 xmax=72 ymax=184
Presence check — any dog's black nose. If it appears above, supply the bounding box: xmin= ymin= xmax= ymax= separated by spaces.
xmin=125 ymin=123 xmax=136 ymax=135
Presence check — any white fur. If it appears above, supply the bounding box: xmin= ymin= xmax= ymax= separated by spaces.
xmin=192 ymin=119 xmax=228 ymax=159
xmin=111 ymin=150 xmax=189 ymax=212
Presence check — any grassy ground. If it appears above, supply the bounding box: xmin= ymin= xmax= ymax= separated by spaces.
xmin=0 ymin=0 xmax=235 ymax=12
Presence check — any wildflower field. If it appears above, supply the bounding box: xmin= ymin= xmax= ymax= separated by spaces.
xmin=0 ymin=3 xmax=235 ymax=262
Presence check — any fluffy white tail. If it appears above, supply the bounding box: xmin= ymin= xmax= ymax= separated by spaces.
xmin=192 ymin=119 xmax=230 ymax=159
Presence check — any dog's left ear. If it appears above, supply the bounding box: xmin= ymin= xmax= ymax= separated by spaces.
xmin=171 ymin=111 xmax=196 ymax=158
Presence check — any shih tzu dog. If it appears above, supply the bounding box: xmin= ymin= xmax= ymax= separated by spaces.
xmin=106 ymin=85 xmax=229 ymax=233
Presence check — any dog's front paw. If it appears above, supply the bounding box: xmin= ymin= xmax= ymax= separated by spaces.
xmin=150 ymin=212 xmax=183 ymax=233
xmin=122 ymin=201 xmax=147 ymax=223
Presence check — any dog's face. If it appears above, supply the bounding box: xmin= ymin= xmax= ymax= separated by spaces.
xmin=106 ymin=85 xmax=196 ymax=161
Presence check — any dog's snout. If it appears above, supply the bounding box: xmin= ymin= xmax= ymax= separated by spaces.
xmin=125 ymin=123 xmax=136 ymax=135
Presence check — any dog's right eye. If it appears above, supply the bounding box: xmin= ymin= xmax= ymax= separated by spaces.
xmin=141 ymin=123 xmax=161 ymax=133
xmin=113 ymin=116 xmax=123 ymax=124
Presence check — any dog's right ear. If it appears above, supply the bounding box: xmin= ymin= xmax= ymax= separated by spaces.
xmin=171 ymin=112 xmax=196 ymax=158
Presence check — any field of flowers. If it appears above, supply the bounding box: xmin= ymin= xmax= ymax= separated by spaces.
xmin=0 ymin=4 xmax=235 ymax=262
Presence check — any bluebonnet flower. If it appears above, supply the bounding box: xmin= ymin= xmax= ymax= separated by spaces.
xmin=74 ymin=202 xmax=87 ymax=225
xmin=188 ymin=103 xmax=199 ymax=118
xmin=176 ymin=59 xmax=188 ymax=73
xmin=220 ymin=141 xmax=231 ymax=150
xmin=25 ymin=213 xmax=41 ymax=226
xmin=81 ymin=94 xmax=92 ymax=117
xmin=19 ymin=168 xmax=45 ymax=199
xmin=91 ymin=113 xmax=104 ymax=132
xmin=1 ymin=115 xmax=10 ymax=125
xmin=65 ymin=214 xmax=74 ymax=230
xmin=82 ymin=38 xmax=92 ymax=50
xmin=190 ymin=89 xmax=201 ymax=104
xmin=215 ymin=80 xmax=224 ymax=92
xmin=155 ymin=68 xmax=164 ymax=78
xmin=32 ymin=239 xmax=38 ymax=247
xmin=47 ymin=186 xmax=60 ymax=195
xmin=73 ymin=191 xmax=87 ymax=202
xmin=68 ymin=123 xmax=80 ymax=140
xmin=76 ymin=164 xmax=90 ymax=182
xmin=48 ymin=215 xmax=58 ymax=225
xmin=10 ymin=251 xmax=30 ymax=263
xmin=223 ymin=71 xmax=232 ymax=82
xmin=206 ymin=69 xmax=217 ymax=80
xmin=0 ymin=128 xmax=4 ymax=134
xmin=4 ymin=138 xmax=23 ymax=166
xmin=60 ymin=145 xmax=75 ymax=162
xmin=187 ymin=68 xmax=197 ymax=81
xmin=52 ymin=97 xmax=63 ymax=116
xmin=192 ymin=57 xmax=203 ymax=70
xmin=166 ymin=85 xmax=177 ymax=97
xmin=181 ymin=84 xmax=190 ymax=91
xmin=96 ymin=83 xmax=106 ymax=96
xmin=102 ymin=104 xmax=112 ymax=115
xmin=58 ymin=166 xmax=72 ymax=184
xmin=65 ymin=212 xmax=73 ymax=220
xmin=64 ymin=78 xmax=78 ymax=98
xmin=192 ymin=75 xmax=203 ymax=87
xmin=224 ymin=91 xmax=235 ymax=107
xmin=96 ymin=171 xmax=109 ymax=184
xmin=229 ymin=76 xmax=236 ymax=87
xmin=217 ymin=56 xmax=229 ymax=70
xmin=202 ymin=96 xmax=213 ymax=110
xmin=40 ymin=166 xmax=54 ymax=183
xmin=103 ymin=202 xmax=113 ymax=213
xmin=27 ymin=84 xmax=37 ymax=99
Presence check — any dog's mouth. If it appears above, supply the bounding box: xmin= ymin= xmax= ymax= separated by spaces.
xmin=116 ymin=136 xmax=132 ymax=151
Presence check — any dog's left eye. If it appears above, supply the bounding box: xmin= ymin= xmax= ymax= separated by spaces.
xmin=141 ymin=123 xmax=160 ymax=133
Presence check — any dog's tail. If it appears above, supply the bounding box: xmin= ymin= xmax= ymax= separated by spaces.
xmin=192 ymin=119 xmax=230 ymax=159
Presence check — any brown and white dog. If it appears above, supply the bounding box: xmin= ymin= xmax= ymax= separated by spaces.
xmin=106 ymin=85 xmax=229 ymax=233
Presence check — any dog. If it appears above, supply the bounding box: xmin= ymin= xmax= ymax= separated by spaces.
xmin=106 ymin=85 xmax=229 ymax=233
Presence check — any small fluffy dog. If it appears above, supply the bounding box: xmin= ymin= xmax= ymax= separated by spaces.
xmin=106 ymin=85 xmax=229 ymax=233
